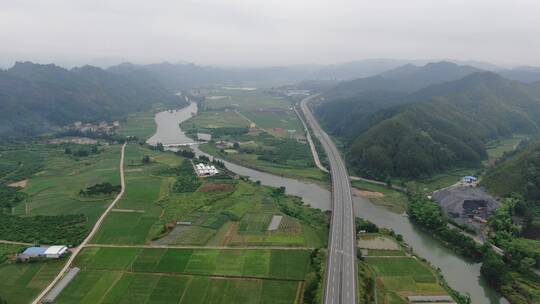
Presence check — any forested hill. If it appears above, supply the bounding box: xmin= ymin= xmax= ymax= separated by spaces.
xmin=482 ymin=141 xmax=540 ymax=199
xmin=317 ymin=72 xmax=540 ymax=179
xmin=0 ymin=62 xmax=184 ymax=136
xmin=323 ymin=61 xmax=481 ymax=99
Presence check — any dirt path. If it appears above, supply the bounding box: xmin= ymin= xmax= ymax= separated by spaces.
xmin=0 ymin=239 xmax=34 ymax=246
xmin=293 ymin=103 xmax=328 ymax=173
xmin=32 ymin=142 xmax=127 ymax=304
xmin=85 ymin=243 xmax=314 ymax=250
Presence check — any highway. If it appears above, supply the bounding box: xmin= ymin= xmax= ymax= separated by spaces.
xmin=300 ymin=95 xmax=357 ymax=304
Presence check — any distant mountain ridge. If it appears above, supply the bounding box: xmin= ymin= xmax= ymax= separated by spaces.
xmin=323 ymin=61 xmax=482 ymax=99
xmin=0 ymin=62 xmax=183 ymax=136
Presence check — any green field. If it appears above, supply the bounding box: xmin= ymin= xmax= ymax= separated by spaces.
xmin=18 ymin=144 xmax=121 ymax=224
xmin=357 ymin=232 xmax=450 ymax=303
xmin=91 ymin=145 xmax=168 ymax=244
xmin=0 ymin=258 xmax=65 ymax=304
xmin=405 ymin=167 xmax=478 ymax=193
xmin=76 ymin=247 xmax=310 ymax=280
xmin=55 ymin=270 xmax=300 ymax=304
xmin=485 ymin=134 xmax=526 ymax=161
xmin=53 ymin=246 xmax=307 ymax=303
xmin=365 ymin=257 xmax=436 ymax=283
xmin=119 ymin=111 xmax=157 ymax=140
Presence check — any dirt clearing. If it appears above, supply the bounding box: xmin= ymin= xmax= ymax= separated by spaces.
xmin=352 ymin=187 xmax=385 ymax=198
xmin=197 ymin=183 xmax=235 ymax=192
xmin=8 ymin=179 xmax=28 ymax=188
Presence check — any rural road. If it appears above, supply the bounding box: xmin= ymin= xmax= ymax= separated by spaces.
xmin=32 ymin=142 xmax=127 ymax=304
xmin=300 ymin=95 xmax=357 ymax=304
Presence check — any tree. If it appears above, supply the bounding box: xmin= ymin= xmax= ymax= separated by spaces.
xmin=481 ymin=250 xmax=511 ymax=287
xmin=156 ymin=142 xmax=164 ymax=152
xmin=519 ymin=257 xmax=536 ymax=272
xmin=64 ymin=147 xmax=72 ymax=154
xmin=142 ymin=155 xmax=150 ymax=164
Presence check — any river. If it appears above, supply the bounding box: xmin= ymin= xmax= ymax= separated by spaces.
xmin=150 ymin=103 xmax=506 ymax=304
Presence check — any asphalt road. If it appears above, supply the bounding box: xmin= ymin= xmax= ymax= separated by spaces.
xmin=300 ymin=95 xmax=357 ymax=304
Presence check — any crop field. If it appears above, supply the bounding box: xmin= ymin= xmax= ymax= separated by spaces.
xmin=55 ymin=270 xmax=301 ymax=304
xmin=364 ymin=255 xmax=448 ymax=302
xmin=0 ymin=144 xmax=48 ymax=184
xmin=366 ymin=257 xmax=436 ymax=282
xmin=13 ymin=144 xmax=121 ymax=225
xmin=91 ymin=145 xmax=169 ymax=244
xmin=0 ymin=259 xmax=65 ymax=304
xmin=77 ymin=247 xmax=310 ymax=280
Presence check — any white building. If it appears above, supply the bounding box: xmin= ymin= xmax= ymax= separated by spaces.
xmin=44 ymin=246 xmax=68 ymax=258
xmin=195 ymin=163 xmax=219 ymax=176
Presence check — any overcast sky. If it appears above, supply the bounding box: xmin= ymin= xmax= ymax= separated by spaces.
xmin=1 ymin=0 xmax=539 ymax=68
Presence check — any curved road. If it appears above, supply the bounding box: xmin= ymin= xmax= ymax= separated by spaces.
xmin=300 ymin=95 xmax=357 ymax=304
xmin=32 ymin=143 xmax=127 ymax=304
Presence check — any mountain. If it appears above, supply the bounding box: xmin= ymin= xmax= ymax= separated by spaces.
xmin=324 ymin=61 xmax=482 ymax=99
xmin=317 ymin=72 xmax=540 ymax=179
xmin=108 ymin=62 xmax=315 ymax=91
xmin=499 ymin=66 xmax=540 ymax=83
xmin=0 ymin=62 xmax=183 ymax=136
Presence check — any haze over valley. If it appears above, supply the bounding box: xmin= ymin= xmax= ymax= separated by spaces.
xmin=1 ymin=1 xmax=540 ymax=304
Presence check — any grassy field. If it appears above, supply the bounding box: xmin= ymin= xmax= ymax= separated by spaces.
xmin=0 ymin=258 xmax=65 ymax=304
xmin=17 ymin=145 xmax=121 ymax=225
xmin=352 ymin=180 xmax=408 ymax=214
xmin=485 ymin=134 xmax=526 ymax=161
xmin=405 ymin=167 xmax=478 ymax=193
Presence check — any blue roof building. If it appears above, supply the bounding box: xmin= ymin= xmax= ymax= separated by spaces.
xmin=22 ymin=247 xmax=47 ymax=257
xmin=463 ymin=176 xmax=478 ymax=183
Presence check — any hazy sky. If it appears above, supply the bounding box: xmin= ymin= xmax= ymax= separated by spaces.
xmin=1 ymin=0 xmax=539 ymax=68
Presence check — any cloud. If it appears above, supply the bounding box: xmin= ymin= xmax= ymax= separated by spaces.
xmin=0 ymin=0 xmax=539 ymax=67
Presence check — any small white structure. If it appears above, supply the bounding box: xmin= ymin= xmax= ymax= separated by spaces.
xmin=44 ymin=246 xmax=68 ymax=258
xmin=195 ymin=163 xmax=219 ymax=177
xmin=197 ymin=133 xmax=212 ymax=141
